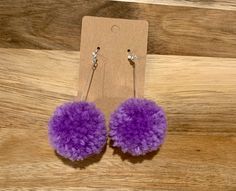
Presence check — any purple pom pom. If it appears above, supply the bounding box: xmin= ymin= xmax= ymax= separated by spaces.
xmin=109 ymin=98 xmax=167 ymax=156
xmin=48 ymin=101 xmax=107 ymax=161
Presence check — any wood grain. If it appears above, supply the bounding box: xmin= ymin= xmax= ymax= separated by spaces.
xmin=0 ymin=1 xmax=236 ymax=58
xmin=0 ymin=48 xmax=235 ymax=190
xmin=0 ymin=48 xmax=235 ymax=133
xmin=114 ymin=0 xmax=236 ymax=11
xmin=0 ymin=128 xmax=235 ymax=190
xmin=146 ymin=55 xmax=236 ymax=133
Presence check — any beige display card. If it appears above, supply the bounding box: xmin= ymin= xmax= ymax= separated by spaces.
xmin=78 ymin=16 xmax=148 ymax=118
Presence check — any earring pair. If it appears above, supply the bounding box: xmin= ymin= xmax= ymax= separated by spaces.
xmin=48 ymin=47 xmax=167 ymax=161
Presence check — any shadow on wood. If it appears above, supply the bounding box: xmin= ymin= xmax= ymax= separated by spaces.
xmin=109 ymin=140 xmax=160 ymax=163
xmin=54 ymin=146 xmax=107 ymax=169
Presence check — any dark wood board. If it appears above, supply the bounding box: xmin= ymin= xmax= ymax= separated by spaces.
xmin=0 ymin=0 xmax=236 ymax=57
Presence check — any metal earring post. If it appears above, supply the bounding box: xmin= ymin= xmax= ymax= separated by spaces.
xmin=128 ymin=49 xmax=137 ymax=98
xmin=81 ymin=47 xmax=100 ymax=101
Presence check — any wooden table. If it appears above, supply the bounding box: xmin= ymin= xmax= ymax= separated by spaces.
xmin=0 ymin=1 xmax=236 ymax=190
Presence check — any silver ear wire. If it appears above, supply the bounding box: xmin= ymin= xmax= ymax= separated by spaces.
xmin=81 ymin=47 xmax=101 ymax=101
xmin=127 ymin=49 xmax=137 ymax=98
xmin=127 ymin=49 xmax=137 ymax=63
xmin=92 ymin=47 xmax=100 ymax=69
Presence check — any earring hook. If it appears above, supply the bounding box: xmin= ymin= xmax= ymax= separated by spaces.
xmin=127 ymin=49 xmax=137 ymax=63
xmin=92 ymin=47 xmax=100 ymax=70
xmin=127 ymin=49 xmax=137 ymax=98
xmin=80 ymin=47 xmax=100 ymax=101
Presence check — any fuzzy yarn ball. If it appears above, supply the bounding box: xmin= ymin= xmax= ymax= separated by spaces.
xmin=109 ymin=98 xmax=167 ymax=156
xmin=48 ymin=101 xmax=107 ymax=161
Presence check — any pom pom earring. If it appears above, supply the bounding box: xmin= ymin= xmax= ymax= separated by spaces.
xmin=109 ymin=50 xmax=167 ymax=156
xmin=48 ymin=47 xmax=107 ymax=161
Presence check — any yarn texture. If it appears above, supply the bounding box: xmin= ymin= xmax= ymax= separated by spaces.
xmin=109 ymin=98 xmax=167 ymax=156
xmin=48 ymin=101 xmax=107 ymax=161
